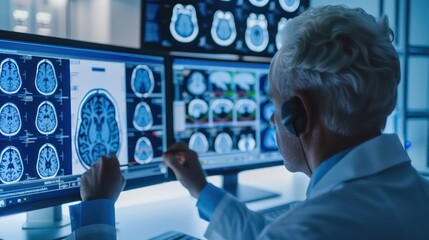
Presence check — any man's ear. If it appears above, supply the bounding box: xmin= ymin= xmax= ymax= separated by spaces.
xmin=293 ymin=92 xmax=315 ymax=136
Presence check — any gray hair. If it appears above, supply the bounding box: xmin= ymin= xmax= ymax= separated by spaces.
xmin=270 ymin=5 xmax=400 ymax=136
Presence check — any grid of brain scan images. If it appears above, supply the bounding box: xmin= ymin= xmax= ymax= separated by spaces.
xmin=173 ymin=59 xmax=282 ymax=168
xmin=0 ymin=53 xmax=72 ymax=184
xmin=144 ymin=0 xmax=309 ymax=56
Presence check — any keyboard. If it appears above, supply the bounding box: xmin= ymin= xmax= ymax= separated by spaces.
xmin=258 ymin=201 xmax=298 ymax=219
xmin=148 ymin=230 xmax=200 ymax=240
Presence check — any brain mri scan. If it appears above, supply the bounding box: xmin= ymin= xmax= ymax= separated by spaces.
xmin=188 ymin=99 xmax=208 ymax=119
xmin=263 ymin=102 xmax=275 ymax=122
xmin=235 ymin=99 xmax=257 ymax=119
xmin=245 ymin=13 xmax=269 ymax=52
xmin=35 ymin=59 xmax=58 ymax=95
xmin=210 ymin=99 xmax=234 ymax=121
xmin=279 ymin=0 xmax=300 ymax=12
xmin=234 ymin=72 xmax=255 ymax=91
xmin=0 ymin=58 xmax=22 ymax=94
xmin=0 ymin=103 xmax=21 ymax=137
xmin=276 ymin=18 xmax=288 ymax=50
xmin=35 ymin=101 xmax=58 ymax=135
xmin=211 ymin=10 xmax=237 ymax=47
xmin=238 ymin=133 xmax=256 ymax=152
xmin=170 ymin=4 xmax=199 ymax=43
xmin=76 ymin=89 xmax=120 ymax=169
xmin=131 ymin=65 xmax=155 ymax=98
xmin=189 ymin=132 xmax=209 ymax=153
xmin=214 ymin=132 xmax=233 ymax=154
xmin=0 ymin=146 xmax=23 ymax=184
xmin=263 ymin=128 xmax=278 ymax=149
xmin=209 ymin=71 xmax=231 ymax=91
xmin=187 ymin=71 xmax=207 ymax=95
xmin=249 ymin=0 xmax=270 ymax=7
xmin=134 ymin=137 xmax=154 ymax=164
xmin=36 ymin=143 xmax=60 ymax=179
xmin=133 ymin=102 xmax=153 ymax=131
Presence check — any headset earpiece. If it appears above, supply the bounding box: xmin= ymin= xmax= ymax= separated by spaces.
xmin=281 ymin=97 xmax=307 ymax=137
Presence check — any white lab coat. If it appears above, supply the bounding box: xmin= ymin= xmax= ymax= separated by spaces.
xmin=204 ymin=134 xmax=429 ymax=240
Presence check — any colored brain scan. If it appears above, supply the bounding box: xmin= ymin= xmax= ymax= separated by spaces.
xmin=263 ymin=128 xmax=278 ymax=149
xmin=209 ymin=71 xmax=231 ymax=91
xmin=279 ymin=0 xmax=300 ymax=12
xmin=214 ymin=132 xmax=233 ymax=153
xmin=188 ymin=99 xmax=209 ymax=119
xmin=36 ymin=143 xmax=60 ymax=179
xmin=235 ymin=99 xmax=257 ymax=120
xmin=0 ymin=103 xmax=21 ymax=137
xmin=249 ymin=0 xmax=270 ymax=7
xmin=131 ymin=65 xmax=154 ymax=98
xmin=211 ymin=99 xmax=234 ymax=121
xmin=245 ymin=13 xmax=269 ymax=52
xmin=238 ymin=133 xmax=256 ymax=152
xmin=35 ymin=59 xmax=58 ymax=95
xmin=0 ymin=58 xmax=22 ymax=94
xmin=263 ymin=102 xmax=275 ymax=122
xmin=36 ymin=101 xmax=58 ymax=135
xmin=187 ymin=71 xmax=207 ymax=95
xmin=134 ymin=137 xmax=154 ymax=164
xmin=211 ymin=10 xmax=237 ymax=47
xmin=170 ymin=4 xmax=199 ymax=43
xmin=234 ymin=72 xmax=255 ymax=91
xmin=276 ymin=18 xmax=289 ymax=50
xmin=133 ymin=102 xmax=153 ymax=131
xmin=0 ymin=146 xmax=24 ymax=184
xmin=189 ymin=132 xmax=209 ymax=153
xmin=76 ymin=89 xmax=120 ymax=168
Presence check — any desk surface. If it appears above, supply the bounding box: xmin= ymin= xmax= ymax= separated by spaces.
xmin=0 ymin=166 xmax=309 ymax=240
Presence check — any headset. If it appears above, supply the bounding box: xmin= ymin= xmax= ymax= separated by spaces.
xmin=281 ymin=97 xmax=313 ymax=174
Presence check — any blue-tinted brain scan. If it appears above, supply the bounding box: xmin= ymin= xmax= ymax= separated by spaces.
xmin=263 ymin=128 xmax=278 ymax=149
xmin=276 ymin=18 xmax=289 ymax=50
xmin=188 ymin=99 xmax=208 ymax=119
xmin=0 ymin=146 xmax=23 ymax=184
xmin=235 ymin=99 xmax=257 ymax=120
xmin=211 ymin=10 xmax=237 ymax=46
xmin=245 ymin=14 xmax=269 ymax=52
xmin=209 ymin=71 xmax=231 ymax=91
xmin=0 ymin=58 xmax=22 ymax=94
xmin=238 ymin=134 xmax=256 ymax=152
xmin=279 ymin=0 xmax=300 ymax=12
xmin=0 ymin=103 xmax=21 ymax=137
xmin=76 ymin=89 xmax=120 ymax=168
xmin=189 ymin=132 xmax=209 ymax=153
xmin=134 ymin=137 xmax=154 ymax=164
xmin=131 ymin=65 xmax=154 ymax=98
xmin=37 ymin=143 xmax=60 ymax=179
xmin=249 ymin=0 xmax=270 ymax=7
xmin=214 ymin=132 xmax=233 ymax=154
xmin=187 ymin=71 xmax=206 ymax=95
xmin=36 ymin=101 xmax=58 ymax=135
xmin=35 ymin=59 xmax=58 ymax=95
xmin=234 ymin=72 xmax=255 ymax=91
xmin=133 ymin=102 xmax=153 ymax=131
xmin=263 ymin=102 xmax=275 ymax=122
xmin=170 ymin=4 xmax=199 ymax=43
xmin=211 ymin=99 xmax=234 ymax=121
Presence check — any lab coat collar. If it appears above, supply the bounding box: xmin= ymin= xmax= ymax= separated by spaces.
xmin=308 ymin=134 xmax=411 ymax=199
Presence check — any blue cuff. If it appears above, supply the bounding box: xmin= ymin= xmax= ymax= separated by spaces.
xmin=69 ymin=199 xmax=115 ymax=230
xmin=196 ymin=183 xmax=226 ymax=221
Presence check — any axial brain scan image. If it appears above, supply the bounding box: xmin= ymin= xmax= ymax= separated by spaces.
xmin=134 ymin=137 xmax=154 ymax=164
xmin=35 ymin=59 xmax=58 ymax=95
xmin=36 ymin=101 xmax=58 ymax=135
xmin=37 ymin=143 xmax=60 ymax=179
xmin=214 ymin=132 xmax=233 ymax=153
xmin=76 ymin=89 xmax=120 ymax=168
xmin=245 ymin=13 xmax=269 ymax=52
xmin=238 ymin=133 xmax=256 ymax=152
xmin=279 ymin=0 xmax=300 ymax=12
xmin=133 ymin=102 xmax=153 ymax=131
xmin=0 ymin=146 xmax=24 ymax=184
xmin=249 ymin=0 xmax=270 ymax=7
xmin=211 ymin=10 xmax=237 ymax=47
xmin=170 ymin=4 xmax=199 ymax=43
xmin=131 ymin=65 xmax=155 ymax=98
xmin=0 ymin=103 xmax=21 ymax=137
xmin=0 ymin=58 xmax=22 ymax=94
xmin=189 ymin=132 xmax=209 ymax=153
xmin=187 ymin=71 xmax=207 ymax=95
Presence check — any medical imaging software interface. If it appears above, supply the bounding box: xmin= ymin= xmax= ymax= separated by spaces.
xmin=173 ymin=58 xmax=282 ymax=170
xmin=0 ymin=40 xmax=167 ymax=210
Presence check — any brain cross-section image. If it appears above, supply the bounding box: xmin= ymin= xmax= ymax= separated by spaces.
xmin=211 ymin=10 xmax=237 ymax=47
xmin=76 ymin=89 xmax=120 ymax=168
xmin=245 ymin=13 xmax=269 ymax=52
xmin=189 ymin=132 xmax=209 ymax=153
xmin=0 ymin=58 xmax=22 ymax=94
xmin=134 ymin=137 xmax=154 ymax=164
xmin=131 ymin=65 xmax=154 ymax=98
xmin=170 ymin=4 xmax=199 ymax=43
xmin=37 ymin=143 xmax=60 ymax=179
xmin=214 ymin=132 xmax=233 ymax=153
xmin=133 ymin=102 xmax=153 ymax=131
xmin=279 ymin=0 xmax=301 ymax=12
xmin=187 ymin=71 xmax=207 ymax=96
xmin=35 ymin=59 xmax=58 ymax=95
xmin=36 ymin=101 xmax=58 ymax=135
xmin=238 ymin=133 xmax=257 ymax=152
xmin=0 ymin=102 xmax=21 ymax=137
xmin=0 ymin=146 xmax=24 ymax=184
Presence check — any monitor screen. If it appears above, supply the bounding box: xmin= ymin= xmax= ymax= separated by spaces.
xmin=143 ymin=0 xmax=309 ymax=56
xmin=172 ymin=58 xmax=282 ymax=173
xmin=0 ymin=36 xmax=168 ymax=215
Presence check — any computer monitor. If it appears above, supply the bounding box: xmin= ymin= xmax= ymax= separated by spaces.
xmin=172 ymin=57 xmax=283 ymax=202
xmin=0 ymin=31 xmax=170 ymax=224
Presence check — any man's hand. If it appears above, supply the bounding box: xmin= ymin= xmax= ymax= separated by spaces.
xmin=80 ymin=155 xmax=126 ymax=202
xmin=163 ymin=142 xmax=207 ymax=198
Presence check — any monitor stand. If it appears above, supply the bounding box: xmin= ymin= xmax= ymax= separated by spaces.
xmin=22 ymin=205 xmax=71 ymax=239
xmin=222 ymin=173 xmax=280 ymax=203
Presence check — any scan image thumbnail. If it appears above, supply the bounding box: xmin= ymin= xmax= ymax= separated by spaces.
xmin=170 ymin=4 xmax=199 ymax=43
xmin=189 ymin=132 xmax=209 ymax=153
xmin=131 ymin=65 xmax=154 ymax=98
xmin=0 ymin=102 xmax=21 ymax=137
xmin=279 ymin=0 xmax=300 ymax=12
xmin=35 ymin=59 xmax=58 ymax=95
xmin=238 ymin=133 xmax=256 ymax=152
xmin=133 ymin=102 xmax=153 ymax=131
xmin=186 ymin=71 xmax=207 ymax=96
xmin=75 ymin=89 xmax=120 ymax=169
xmin=262 ymin=101 xmax=275 ymax=122
xmin=276 ymin=18 xmax=289 ymax=50
xmin=214 ymin=132 xmax=233 ymax=154
xmin=0 ymin=146 xmax=24 ymax=184
xmin=234 ymin=72 xmax=255 ymax=92
xmin=249 ymin=0 xmax=270 ymax=7
xmin=262 ymin=128 xmax=278 ymax=150
xmin=188 ymin=99 xmax=208 ymax=122
xmin=134 ymin=137 xmax=154 ymax=164
xmin=211 ymin=10 xmax=237 ymax=47
xmin=36 ymin=101 xmax=58 ymax=135
xmin=210 ymin=99 xmax=234 ymax=122
xmin=36 ymin=143 xmax=60 ymax=179
xmin=245 ymin=13 xmax=269 ymax=52
xmin=209 ymin=71 xmax=232 ymax=93
xmin=0 ymin=58 xmax=22 ymax=94
xmin=235 ymin=99 xmax=257 ymax=121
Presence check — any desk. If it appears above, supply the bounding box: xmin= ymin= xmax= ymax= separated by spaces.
xmin=0 ymin=166 xmax=309 ymax=239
